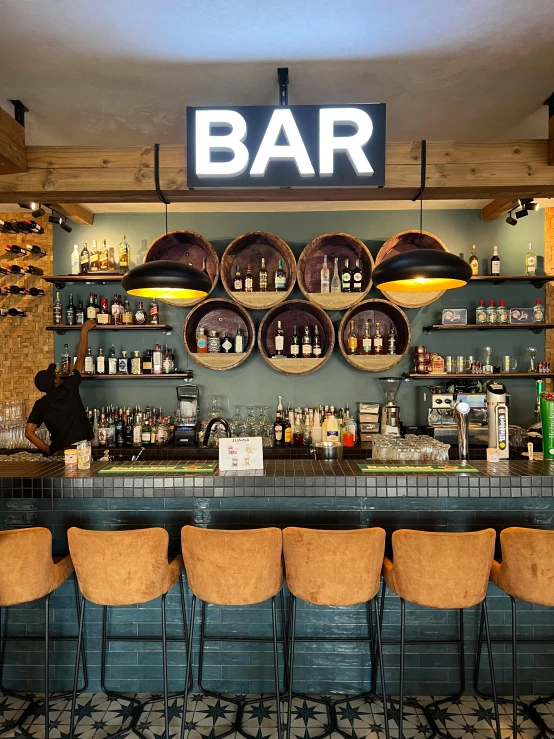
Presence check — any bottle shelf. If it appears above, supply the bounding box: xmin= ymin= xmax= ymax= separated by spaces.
xmin=46 ymin=324 xmax=173 ymax=335
xmin=42 ymin=274 xmax=123 ymax=288
xmin=407 ymin=372 xmax=554 ymax=380
xmin=468 ymin=276 xmax=554 ymax=287
xmin=81 ymin=373 xmax=192 ymax=380
xmin=423 ymin=323 xmax=553 ymax=334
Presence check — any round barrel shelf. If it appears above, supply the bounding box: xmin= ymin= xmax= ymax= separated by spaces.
xmin=183 ymin=298 xmax=255 ymax=371
xmin=258 ymin=300 xmax=335 ymax=376
xmin=221 ymin=231 xmax=296 ymax=309
xmin=339 ymin=299 xmax=411 ymax=372
xmin=375 ymin=229 xmax=448 ymax=308
xmin=297 ymin=232 xmax=374 ymax=310
xmin=145 ymin=230 xmax=219 ymax=307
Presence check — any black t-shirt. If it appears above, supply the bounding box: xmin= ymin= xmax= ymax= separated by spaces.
xmin=27 ymin=370 xmax=93 ymax=454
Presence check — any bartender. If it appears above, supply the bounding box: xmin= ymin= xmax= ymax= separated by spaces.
xmin=25 ymin=319 xmax=96 ymax=455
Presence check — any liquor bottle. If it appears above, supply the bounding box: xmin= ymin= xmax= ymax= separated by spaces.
xmin=91 ymin=410 xmax=99 ymax=448
xmin=141 ymin=418 xmax=152 ymax=446
xmin=320 ymin=255 xmax=330 ymax=293
xmin=196 ymin=328 xmax=208 ymax=353
xmin=96 ymin=347 xmax=106 ymax=375
xmin=490 ymin=245 xmax=500 ymax=276
xmin=347 ymin=320 xmax=358 ymax=355
xmin=498 ymin=299 xmax=509 ymax=324
xmin=283 ymin=412 xmax=292 ymax=446
xmin=132 ymin=413 xmax=142 ymax=446
xmin=289 ymin=324 xmax=300 ymax=358
xmin=131 ymin=350 xmax=142 ymax=375
xmin=221 ymin=332 xmax=233 ymax=353
xmin=2 ymin=284 xmax=26 ymax=295
xmin=234 ymin=327 xmax=245 ymax=353
xmin=6 ymin=264 xmax=23 ymax=274
xmin=292 ymin=414 xmax=304 ymax=446
xmin=274 ymin=320 xmax=285 ymax=357
xmin=5 ymin=308 xmax=25 ymax=317
xmin=28 ymin=244 xmax=47 ymax=256
xmin=476 ymin=299 xmax=487 ymax=324
xmin=66 ymin=294 xmax=75 ymax=325
xmin=134 ymin=301 xmax=147 ymax=325
xmin=341 ymin=258 xmax=352 ymax=293
xmin=118 ymin=235 xmax=130 ymax=273
xmin=149 ymin=299 xmax=159 ymax=324
xmin=331 ymin=257 xmax=341 ymax=293
xmin=301 ymin=325 xmax=312 ymax=357
xmin=469 ymin=244 xmax=479 ymax=276
xmin=21 ymin=220 xmax=43 ymax=235
xmin=89 ymin=240 xmax=99 ymax=272
xmin=152 ymin=344 xmax=163 ymax=375
xmin=5 ymin=244 xmax=27 ymax=256
xmin=27 ymin=287 xmax=45 ymax=297
xmin=352 ymin=259 xmax=363 ymax=292
xmin=0 ymin=220 xmax=17 ymax=234
xmin=84 ymin=348 xmax=95 ymax=374
xmin=259 ymin=258 xmax=268 ymax=292
xmin=115 ymin=414 xmax=125 ymax=447
xmin=122 ymin=300 xmax=134 ymax=325
xmin=0 ymin=266 xmax=7 ymax=276
xmin=95 ymin=297 xmax=108 ymax=325
xmin=162 ymin=346 xmax=173 ymax=373
xmin=142 ymin=349 xmax=153 ymax=374
xmin=106 ymin=414 xmax=116 ymax=448
xmin=80 ymin=243 xmax=90 ymax=273
xmin=362 ymin=321 xmax=372 ymax=354
xmin=99 ymin=239 xmax=109 ymax=270
xmin=313 ymin=325 xmax=322 ymax=357
xmin=97 ymin=413 xmax=108 ymax=446
xmin=208 ymin=330 xmax=220 ymax=353
xmin=202 ymin=257 xmax=209 ymax=276
xmin=525 ymin=243 xmax=537 ymax=276
xmin=233 ymin=265 xmax=243 ymax=291
xmin=108 ymin=345 xmax=118 ymax=375
xmin=86 ymin=292 xmax=97 ymax=320
xmin=24 ymin=265 xmax=43 ymax=276
xmin=75 ymin=298 xmax=84 ymax=325
xmin=118 ymin=350 xmax=129 ymax=374
xmin=275 ymin=260 xmax=287 ymax=291
xmin=387 ymin=326 xmax=397 ymax=355
xmin=373 ymin=323 xmax=383 ymax=355
xmin=273 ymin=411 xmax=284 ymax=446
xmin=61 ymin=344 xmax=71 ymax=375
xmin=53 ymin=291 xmax=63 ymax=325
xmin=110 ymin=294 xmax=119 ymax=325
xmin=486 ymin=299 xmax=498 ymax=324
xmin=534 ymin=298 xmax=545 ymax=324
xmin=71 ymin=244 xmax=80 ymax=275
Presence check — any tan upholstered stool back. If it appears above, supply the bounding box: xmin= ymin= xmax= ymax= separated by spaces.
xmin=283 ymin=527 xmax=386 ymax=606
xmin=0 ymin=527 xmax=73 ymax=607
xmin=490 ymin=527 xmax=554 ymax=607
xmin=68 ymin=527 xmax=180 ymax=606
xmin=384 ymin=529 xmax=496 ymax=609
xmin=181 ymin=526 xmax=283 ymax=606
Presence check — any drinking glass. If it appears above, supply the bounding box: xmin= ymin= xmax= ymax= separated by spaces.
xmin=245 ymin=406 xmax=257 ymax=435
xmin=528 ymin=347 xmax=537 ymax=372
xmin=231 ymin=405 xmax=244 ymax=436
xmin=502 ymin=356 xmax=518 ymax=374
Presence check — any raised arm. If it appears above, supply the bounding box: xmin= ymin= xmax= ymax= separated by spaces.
xmin=25 ymin=423 xmax=51 ymax=455
xmin=74 ymin=319 xmax=96 ymax=374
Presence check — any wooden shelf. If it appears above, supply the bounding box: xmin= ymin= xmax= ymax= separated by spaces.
xmin=81 ymin=373 xmax=191 ymax=380
xmin=468 ymin=276 xmax=554 ymax=287
xmin=42 ymin=273 xmax=123 ymax=288
xmin=423 ymin=323 xmax=553 ymax=334
xmin=191 ymin=353 xmax=247 ymax=370
xmin=407 ymin=373 xmax=554 ymax=379
xmin=343 ymin=354 xmax=404 ymax=371
xmin=47 ymin=324 xmax=172 ymax=334
xmin=266 ymin=357 xmax=327 ymax=375
xmin=303 ymin=292 xmax=366 ymax=311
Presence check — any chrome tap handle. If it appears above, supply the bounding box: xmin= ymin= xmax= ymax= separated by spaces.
xmin=454 ymin=401 xmax=471 ymax=463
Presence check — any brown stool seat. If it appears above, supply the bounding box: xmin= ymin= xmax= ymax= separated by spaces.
xmin=490 ymin=527 xmax=554 ymax=606
xmin=0 ymin=527 xmax=73 ymax=607
xmin=283 ymin=526 xmax=386 ymax=606
xmin=67 ymin=527 xmax=182 ymax=606
xmin=383 ymin=529 xmax=496 ymax=609
xmin=181 ymin=526 xmax=283 ymax=605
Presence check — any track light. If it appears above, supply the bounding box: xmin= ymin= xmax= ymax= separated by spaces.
xmin=60 ymin=219 xmax=72 ymax=233
xmin=48 ymin=214 xmax=72 ymax=233
xmin=515 ymin=208 xmax=528 ymax=219
xmin=18 ymin=202 xmax=46 ymax=218
xmin=521 ymin=198 xmax=540 ymax=212
xmin=506 ymin=210 xmax=517 ymax=226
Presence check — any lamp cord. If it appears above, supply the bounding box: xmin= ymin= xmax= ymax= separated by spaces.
xmin=154 ymin=143 xmax=170 ymax=234
xmin=412 ymin=139 xmax=427 ymax=245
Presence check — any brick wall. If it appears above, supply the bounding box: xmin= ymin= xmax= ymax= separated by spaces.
xmin=0 ymin=212 xmax=53 ymax=411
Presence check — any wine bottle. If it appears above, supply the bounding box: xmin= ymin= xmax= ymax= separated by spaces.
xmin=27 ymin=287 xmax=45 ymax=297
xmin=5 ymin=244 xmax=27 ymax=256
xmin=490 ymin=245 xmax=500 ymax=276
xmin=352 ymin=259 xmax=363 ymax=292
xmin=275 ymin=260 xmax=287 ymax=291
xmin=341 ymin=258 xmax=352 ymax=293
xmin=274 ymin=320 xmax=285 ymax=357
xmin=24 ymin=265 xmax=43 ymax=275
xmin=289 ymin=324 xmax=300 ymax=358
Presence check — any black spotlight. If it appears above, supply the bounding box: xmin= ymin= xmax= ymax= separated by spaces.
xmin=60 ymin=219 xmax=72 ymax=233
xmin=521 ymin=198 xmax=540 ymax=212
xmin=18 ymin=202 xmax=45 ymax=218
xmin=515 ymin=208 xmax=528 ymax=219
xmin=48 ymin=215 xmax=63 ymax=226
xmin=506 ymin=210 xmax=517 ymax=226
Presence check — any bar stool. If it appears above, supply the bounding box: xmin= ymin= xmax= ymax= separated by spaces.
xmin=474 ymin=527 xmax=554 ymax=739
xmin=382 ymin=529 xmax=501 ymax=739
xmin=0 ymin=527 xmax=87 ymax=739
xmin=67 ymin=527 xmax=186 ymax=739
xmin=180 ymin=525 xmax=284 ymax=739
xmin=282 ymin=527 xmax=389 ymax=739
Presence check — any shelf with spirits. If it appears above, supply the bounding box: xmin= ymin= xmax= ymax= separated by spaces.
xmin=296 ymin=232 xmax=374 ymax=311
xmin=258 ymin=299 xmax=335 ymax=375
xmin=182 ymin=298 xmax=255 ymax=371
xmin=221 ymin=231 xmax=296 ymax=309
xmin=144 ymin=230 xmax=218 ymax=307
xmin=339 ymin=299 xmax=411 ymax=372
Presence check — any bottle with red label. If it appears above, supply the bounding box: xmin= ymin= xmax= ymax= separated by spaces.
xmin=149 ymin=299 xmax=160 ymax=324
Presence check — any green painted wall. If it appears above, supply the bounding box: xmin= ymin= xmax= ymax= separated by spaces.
xmin=53 ymin=210 xmax=545 ymax=428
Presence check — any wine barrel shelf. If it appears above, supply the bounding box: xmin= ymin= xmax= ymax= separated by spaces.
xmin=375 ymin=230 xmax=448 ymax=308
xmin=258 ymin=299 xmax=335 ymax=376
xmin=338 ymin=299 xmax=411 ymax=372
xmin=297 ymin=232 xmax=374 ymax=310
xmin=183 ymin=298 xmax=255 ymax=371
xmin=221 ymin=231 xmax=296 ymax=309
xmin=144 ymin=230 xmax=219 ymax=307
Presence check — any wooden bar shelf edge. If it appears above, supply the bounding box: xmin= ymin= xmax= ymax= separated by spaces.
xmin=81 ymin=373 xmax=191 ymax=380
xmin=43 ymin=274 xmax=123 ymax=288
xmin=468 ymin=275 xmax=554 ymax=287
xmin=407 ymin=373 xmax=554 ymax=379
xmin=46 ymin=324 xmax=173 ymax=333
xmin=423 ymin=323 xmax=553 ymax=334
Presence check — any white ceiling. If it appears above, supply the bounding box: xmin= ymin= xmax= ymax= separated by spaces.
xmin=1 ymin=0 xmax=554 ymax=146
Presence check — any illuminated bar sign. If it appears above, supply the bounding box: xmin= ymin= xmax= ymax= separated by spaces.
xmin=186 ymin=104 xmax=386 ymax=188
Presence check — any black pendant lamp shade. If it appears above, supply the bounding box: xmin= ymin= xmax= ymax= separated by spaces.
xmin=121 ymin=260 xmax=211 ymax=300
xmin=372 ymin=249 xmax=472 ymax=292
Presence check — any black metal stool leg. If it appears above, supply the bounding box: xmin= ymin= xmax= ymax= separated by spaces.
xmin=179 ymin=573 xmax=193 ymax=694
xmin=399 ymin=598 xmax=405 ymax=739
xmin=73 ymin=573 xmax=88 ymax=692
xmin=280 ymin=590 xmax=289 ymax=693
xmin=161 ymin=593 xmax=169 ymax=739
xmin=511 ymin=596 xmax=517 ymax=739
xmin=69 ymin=594 xmax=85 ymax=739
xmin=373 ymin=596 xmax=390 ymax=739
xmin=286 ymin=596 xmax=296 ymax=739
xmin=44 ymin=593 xmax=50 ymax=739
xmin=272 ymin=596 xmax=282 ymax=739
xmin=180 ymin=594 xmax=196 ymax=739
xmin=482 ymin=599 xmax=502 ymax=739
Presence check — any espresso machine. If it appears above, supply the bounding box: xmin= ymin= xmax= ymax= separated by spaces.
xmin=174 ymin=384 xmax=200 ymax=446
xmin=420 ymin=384 xmax=499 ymax=446
xmin=486 ymin=381 xmax=509 ymax=459
xmin=379 ymin=377 xmax=403 ymax=436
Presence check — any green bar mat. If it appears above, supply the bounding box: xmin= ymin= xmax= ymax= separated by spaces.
xmin=357 ymin=462 xmax=479 ymax=474
xmin=98 ymin=462 xmax=217 ymax=474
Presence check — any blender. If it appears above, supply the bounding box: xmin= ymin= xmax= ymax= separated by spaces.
xmin=379 ymin=377 xmax=403 ymax=436
xmin=174 ymin=385 xmax=200 ymax=446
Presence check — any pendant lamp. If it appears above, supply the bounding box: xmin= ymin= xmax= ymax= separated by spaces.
xmin=121 ymin=260 xmax=211 ymax=300
xmin=372 ymin=249 xmax=472 ymax=292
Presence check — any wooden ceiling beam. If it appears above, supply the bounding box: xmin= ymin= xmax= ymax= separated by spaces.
xmin=0 ymin=107 xmax=27 ymax=175
xmin=481 ymin=198 xmax=519 ymax=221
xmin=49 ymin=202 xmax=94 ymax=225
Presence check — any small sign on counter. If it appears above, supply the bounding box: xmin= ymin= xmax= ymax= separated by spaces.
xmin=219 ymin=437 xmax=264 ymax=471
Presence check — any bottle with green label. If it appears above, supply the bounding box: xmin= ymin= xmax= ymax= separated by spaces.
xmin=540 ymin=391 xmax=554 ymax=459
